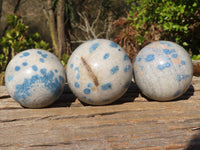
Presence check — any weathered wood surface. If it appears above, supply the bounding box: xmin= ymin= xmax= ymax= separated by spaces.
xmin=0 ymin=77 xmax=200 ymax=150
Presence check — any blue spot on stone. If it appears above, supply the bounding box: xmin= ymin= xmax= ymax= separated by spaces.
xmin=42 ymin=54 xmax=48 ymax=58
xmin=89 ymin=43 xmax=99 ymax=53
xmin=74 ymin=82 xmax=80 ymax=88
xmin=140 ymin=66 xmax=144 ymax=71
xmin=110 ymin=66 xmax=119 ymax=74
xmin=84 ymin=88 xmax=91 ymax=94
xmin=157 ymin=65 xmax=165 ymax=70
xmin=22 ymin=62 xmax=28 ymax=66
xmin=171 ymin=49 xmax=176 ymax=53
xmin=164 ymin=62 xmax=171 ymax=68
xmin=124 ymin=65 xmax=131 ymax=72
xmin=40 ymin=68 xmax=47 ymax=75
xmin=118 ymin=49 xmax=122 ymax=51
xmin=40 ymin=58 xmax=45 ymax=63
xmin=172 ymin=54 xmax=178 ymax=58
xmin=8 ymin=75 xmax=14 ymax=82
xmin=163 ymin=49 xmax=172 ymax=55
xmin=138 ymin=57 xmax=142 ymax=62
xmin=177 ymin=74 xmax=190 ymax=82
xmin=13 ymin=69 xmax=63 ymax=103
xmin=32 ymin=65 xmax=38 ymax=71
xmin=15 ymin=66 xmax=20 ymax=71
xmin=55 ymin=69 xmax=58 ymax=73
xmin=23 ymin=52 xmax=30 ymax=57
xmin=37 ymin=51 xmax=42 ymax=55
xmin=59 ymin=76 xmax=65 ymax=83
xmin=70 ymin=64 xmax=74 ymax=69
xmin=87 ymin=83 xmax=93 ymax=88
xmin=101 ymin=83 xmax=112 ymax=90
xmin=159 ymin=41 xmax=172 ymax=47
xmin=110 ymin=41 xmax=118 ymax=48
xmin=103 ymin=53 xmax=110 ymax=60
xmin=181 ymin=60 xmax=186 ymax=65
xmin=75 ymin=67 xmax=80 ymax=80
xmin=124 ymin=54 xmax=129 ymax=61
xmin=145 ymin=54 xmax=154 ymax=62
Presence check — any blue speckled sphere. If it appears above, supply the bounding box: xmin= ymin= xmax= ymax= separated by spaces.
xmin=133 ymin=41 xmax=193 ymax=101
xmin=5 ymin=49 xmax=66 ymax=108
xmin=66 ymin=39 xmax=133 ymax=105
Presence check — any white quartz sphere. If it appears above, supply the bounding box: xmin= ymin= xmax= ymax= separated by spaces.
xmin=133 ymin=41 xmax=193 ymax=101
xmin=66 ymin=39 xmax=132 ymax=105
xmin=5 ymin=49 xmax=66 ymax=108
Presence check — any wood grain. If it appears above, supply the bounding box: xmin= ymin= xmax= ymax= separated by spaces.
xmin=0 ymin=77 xmax=200 ymax=150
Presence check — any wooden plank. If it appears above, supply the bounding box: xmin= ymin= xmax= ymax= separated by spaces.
xmin=0 ymin=76 xmax=200 ymax=149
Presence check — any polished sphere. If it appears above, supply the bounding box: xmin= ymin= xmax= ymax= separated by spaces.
xmin=133 ymin=41 xmax=193 ymax=101
xmin=66 ymin=39 xmax=132 ymax=105
xmin=5 ymin=49 xmax=66 ymax=108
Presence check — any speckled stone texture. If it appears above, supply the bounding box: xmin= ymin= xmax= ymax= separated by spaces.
xmin=66 ymin=39 xmax=133 ymax=105
xmin=133 ymin=41 xmax=193 ymax=101
xmin=5 ymin=49 xmax=66 ymax=108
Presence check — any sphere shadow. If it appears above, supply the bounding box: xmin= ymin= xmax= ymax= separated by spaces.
xmin=144 ymin=84 xmax=194 ymax=102
xmin=185 ymin=129 xmax=200 ymax=150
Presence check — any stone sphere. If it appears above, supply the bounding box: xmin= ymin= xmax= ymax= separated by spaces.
xmin=133 ymin=41 xmax=193 ymax=101
xmin=5 ymin=49 xmax=66 ymax=108
xmin=66 ymin=39 xmax=132 ymax=105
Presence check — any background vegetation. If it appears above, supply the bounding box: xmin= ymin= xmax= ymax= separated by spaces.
xmin=0 ymin=0 xmax=200 ymax=85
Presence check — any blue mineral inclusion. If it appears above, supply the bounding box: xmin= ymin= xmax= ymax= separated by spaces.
xmin=40 ymin=58 xmax=45 ymax=63
xmin=23 ymin=52 xmax=30 ymax=57
xmin=110 ymin=66 xmax=119 ymax=74
xmin=32 ymin=65 xmax=38 ymax=71
xmin=172 ymin=54 xmax=178 ymax=58
xmin=84 ymin=88 xmax=91 ymax=94
xmin=103 ymin=53 xmax=110 ymax=60
xmin=157 ymin=62 xmax=171 ymax=70
xmin=15 ymin=66 xmax=20 ymax=71
xmin=101 ymin=83 xmax=112 ymax=90
xmin=22 ymin=62 xmax=28 ymax=66
xmin=13 ymin=68 xmax=64 ymax=102
xmin=145 ymin=54 xmax=154 ymax=62
xmin=8 ymin=75 xmax=14 ymax=82
xmin=159 ymin=41 xmax=172 ymax=47
xmin=157 ymin=65 xmax=165 ymax=70
xmin=181 ymin=60 xmax=186 ymax=65
xmin=124 ymin=65 xmax=131 ymax=72
xmin=124 ymin=54 xmax=129 ymax=61
xmin=70 ymin=64 xmax=74 ymax=69
xmin=110 ymin=41 xmax=118 ymax=48
xmin=37 ymin=51 xmax=42 ymax=55
xmin=87 ymin=83 xmax=93 ymax=88
xmin=55 ymin=69 xmax=58 ymax=73
xmin=164 ymin=62 xmax=171 ymax=68
xmin=163 ymin=49 xmax=176 ymax=55
xmin=42 ymin=54 xmax=48 ymax=58
xmin=75 ymin=67 xmax=80 ymax=80
xmin=89 ymin=43 xmax=99 ymax=53
xmin=74 ymin=82 xmax=80 ymax=88
xmin=177 ymin=74 xmax=190 ymax=82
xmin=138 ymin=57 xmax=142 ymax=62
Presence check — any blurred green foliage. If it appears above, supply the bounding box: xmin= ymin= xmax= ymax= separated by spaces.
xmin=0 ymin=14 xmax=50 ymax=72
xmin=126 ymin=0 xmax=200 ymax=57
